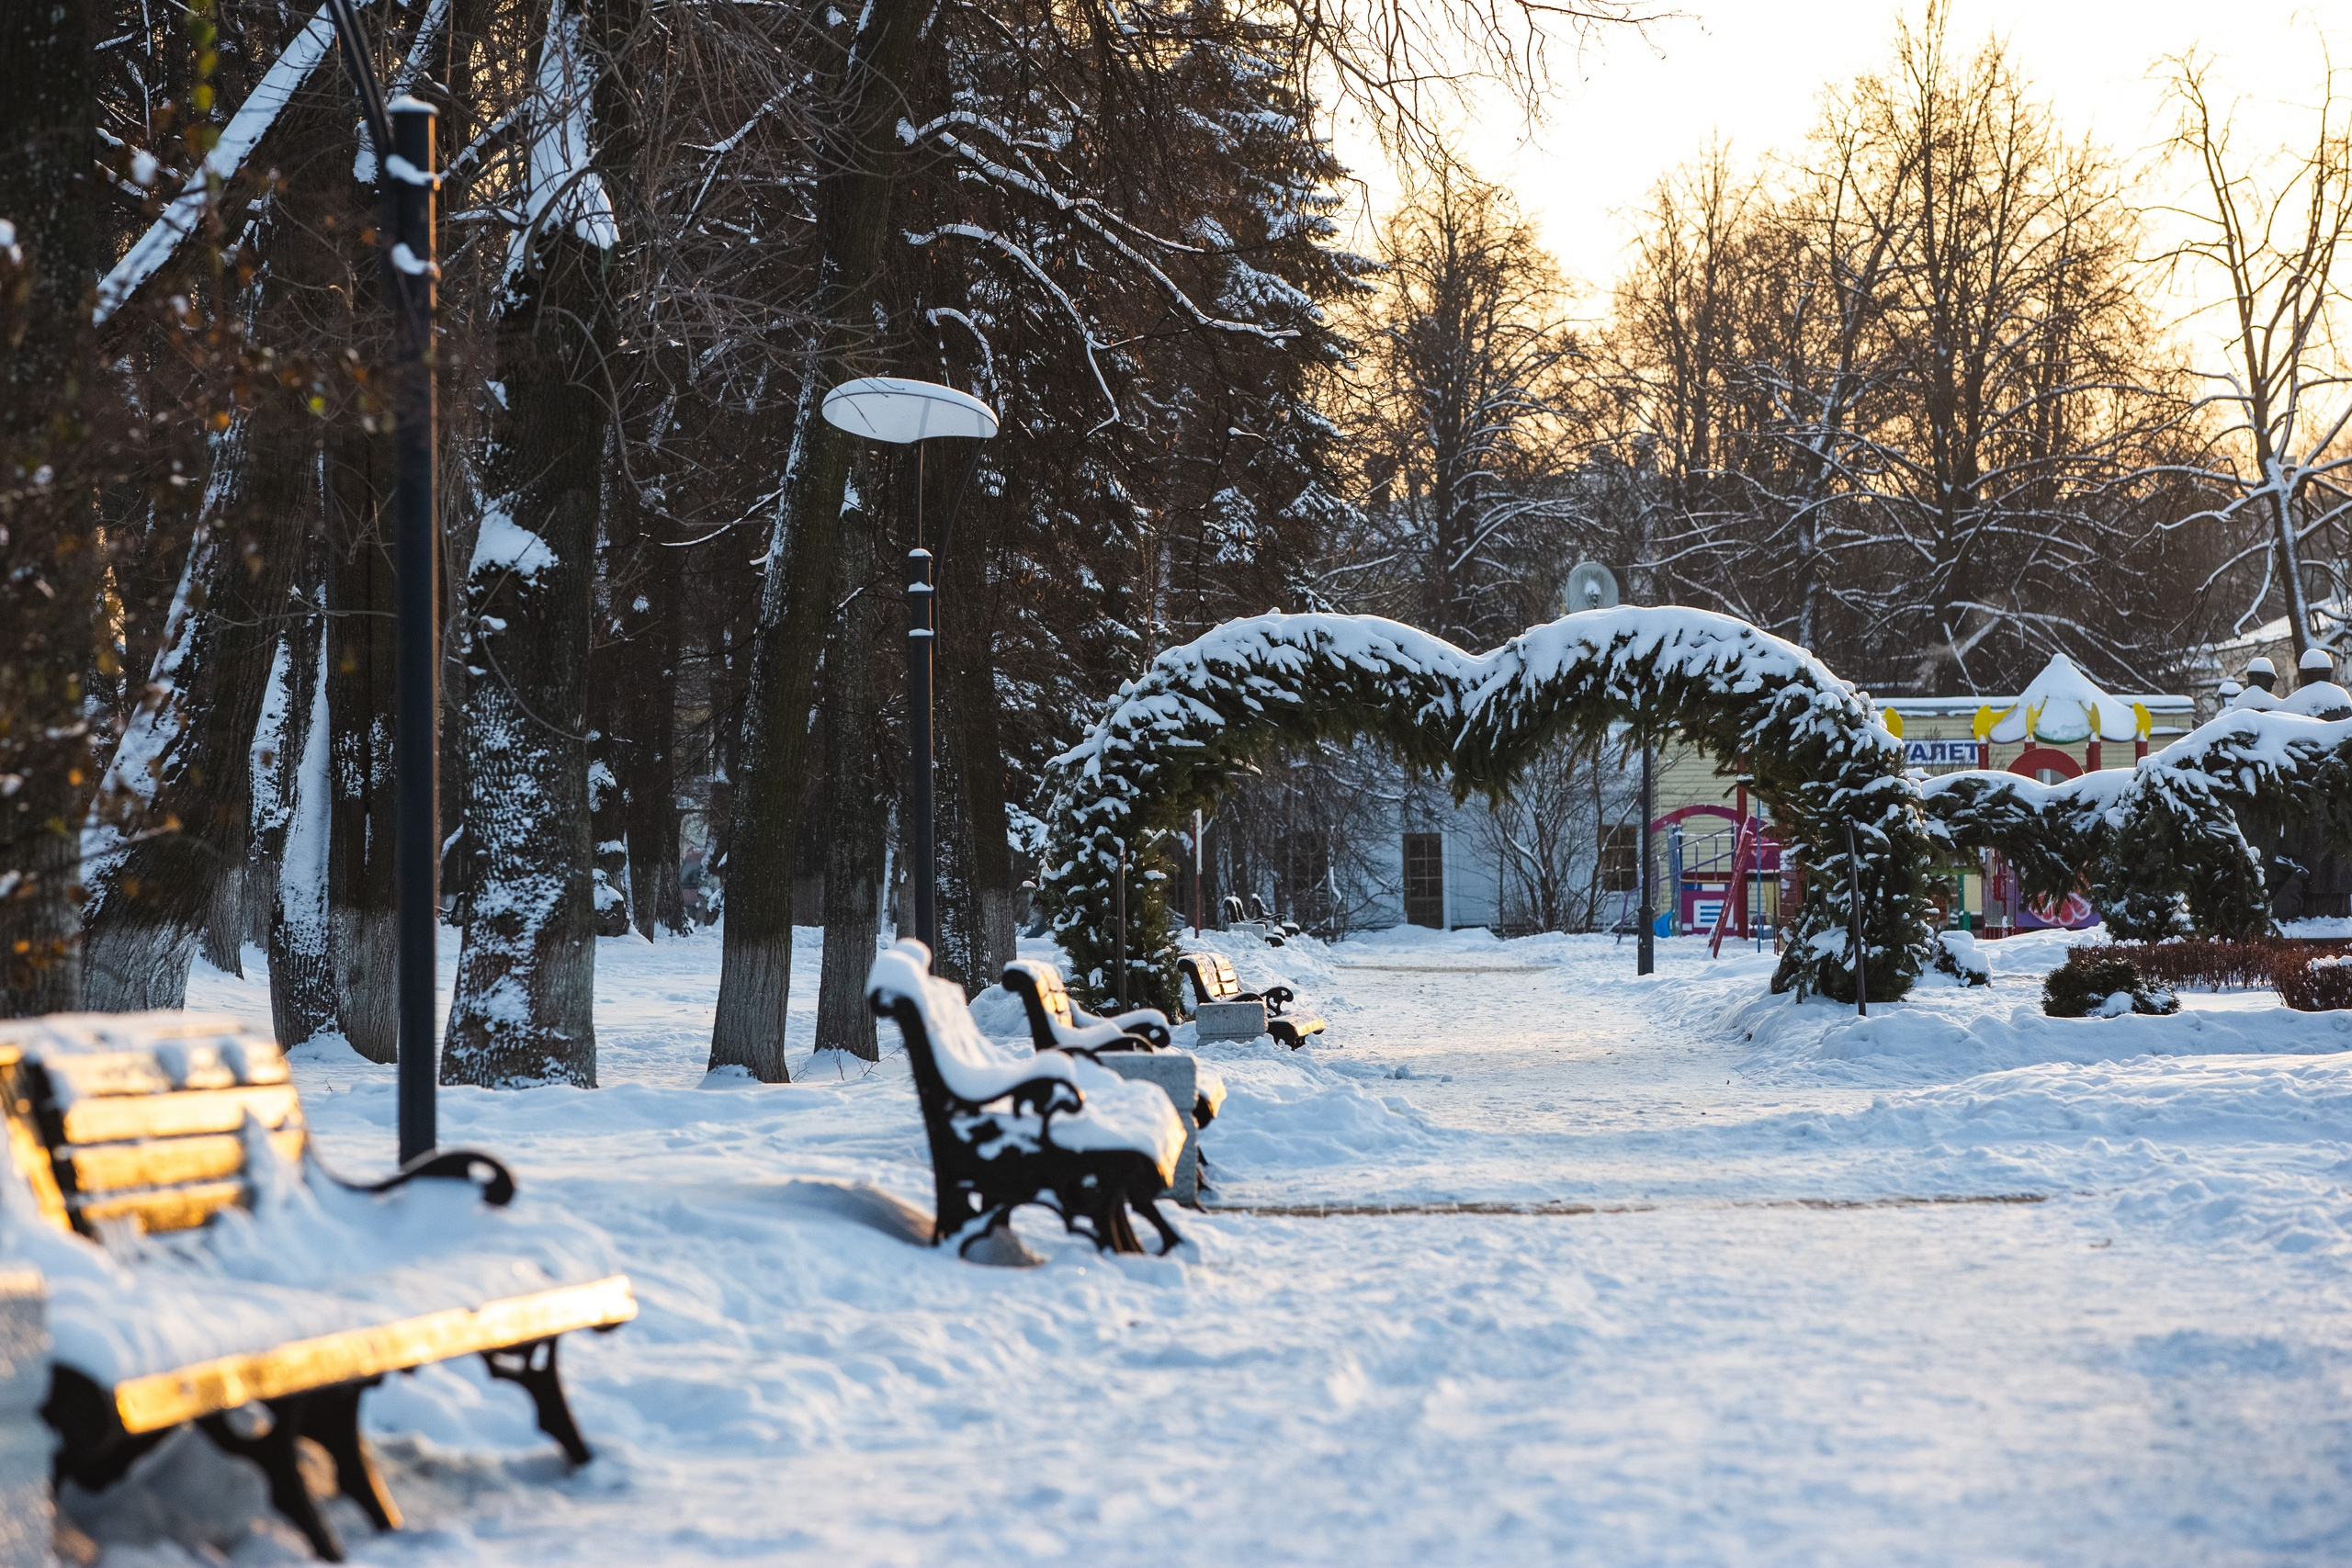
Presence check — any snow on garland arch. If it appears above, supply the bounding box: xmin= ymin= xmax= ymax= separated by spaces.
xmin=1037 ymin=608 xmax=1937 ymax=1012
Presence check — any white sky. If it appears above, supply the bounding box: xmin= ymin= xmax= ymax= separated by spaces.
xmin=1334 ymin=0 xmax=2352 ymax=329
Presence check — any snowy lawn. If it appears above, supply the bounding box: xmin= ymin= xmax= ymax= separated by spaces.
xmin=104 ymin=923 xmax=2352 ymax=1563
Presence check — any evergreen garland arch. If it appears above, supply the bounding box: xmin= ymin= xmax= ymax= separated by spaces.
xmin=1038 ymin=615 xmax=1474 ymax=1010
xmin=1039 ymin=608 xmax=1937 ymax=1012
xmin=1916 ymin=771 xmax=2125 ymax=912
xmin=2094 ymin=710 xmax=2352 ymax=939
xmin=1915 ymin=710 xmax=2352 ymax=942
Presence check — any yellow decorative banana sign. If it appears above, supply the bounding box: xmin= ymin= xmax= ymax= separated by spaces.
xmin=1884 ymin=707 xmax=1904 ymax=739
xmin=2132 ymin=701 xmax=2151 ymax=739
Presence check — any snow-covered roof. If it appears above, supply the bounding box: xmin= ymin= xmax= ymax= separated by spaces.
xmin=1884 ymin=693 xmax=2190 ymax=716
xmin=1984 ymin=654 xmax=2146 ymax=743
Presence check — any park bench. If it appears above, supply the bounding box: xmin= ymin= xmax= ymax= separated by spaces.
xmin=997 ymin=960 xmax=1227 ymax=1203
xmin=1 ymin=1011 xmax=635 ymax=1562
xmin=1249 ymin=894 xmax=1303 ymax=939
xmin=867 ymin=941 xmax=1186 ymax=1258
xmin=1219 ymin=895 xmax=1285 ymax=946
xmin=1180 ymin=952 xmax=1326 ymax=1049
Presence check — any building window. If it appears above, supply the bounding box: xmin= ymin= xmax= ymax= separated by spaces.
xmin=1403 ymin=832 xmax=1444 ymax=928
xmin=1600 ymin=824 xmax=1639 ymax=893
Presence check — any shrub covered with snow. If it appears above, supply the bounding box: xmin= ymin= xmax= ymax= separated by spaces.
xmin=2273 ymin=953 xmax=2352 ymax=1011
xmin=2042 ymin=957 xmax=2178 ymax=1019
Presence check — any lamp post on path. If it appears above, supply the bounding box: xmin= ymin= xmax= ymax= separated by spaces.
xmin=321 ymin=0 xmax=441 ymax=1164
xmin=820 ymin=378 xmax=999 ymax=954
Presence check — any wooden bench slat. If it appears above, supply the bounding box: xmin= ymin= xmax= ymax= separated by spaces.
xmin=112 ymin=1274 xmax=640 ymax=1435
xmin=73 ymin=1179 xmax=249 ymax=1234
xmin=40 ymin=1052 xmax=176 ymax=1100
xmin=62 ymin=1130 xmax=306 ymax=1195
xmin=59 ymin=1084 xmax=302 ymax=1146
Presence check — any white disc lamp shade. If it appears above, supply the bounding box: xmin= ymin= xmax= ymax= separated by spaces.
xmin=820 ymin=378 xmax=999 ymax=445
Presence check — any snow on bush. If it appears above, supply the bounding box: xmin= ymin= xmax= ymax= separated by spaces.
xmin=2043 ymin=956 xmax=2178 ymax=1019
xmin=2273 ymin=953 xmax=2352 ymax=1012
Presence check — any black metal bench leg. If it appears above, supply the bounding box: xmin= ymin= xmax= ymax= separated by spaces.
xmin=198 ymin=1393 xmax=345 ymax=1561
xmin=1096 ymin=1193 xmax=1144 ymax=1254
xmin=299 ymin=1380 xmax=401 ymax=1534
xmin=1134 ymin=1195 xmax=1186 ymax=1256
xmin=482 ymin=1337 xmax=593 ymax=1466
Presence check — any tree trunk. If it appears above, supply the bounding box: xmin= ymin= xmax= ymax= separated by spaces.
xmin=441 ymin=240 xmax=603 ymax=1088
xmin=937 ymin=492 xmax=1018 ymax=988
xmin=0 ymin=0 xmax=98 ymax=1016
xmin=198 ymin=856 xmax=247 ymax=976
xmin=270 ymin=605 xmax=338 ymax=1048
xmin=80 ymin=419 xmax=300 ymax=1011
xmin=709 ymin=0 xmax=934 ymax=1078
xmin=814 ymin=476 xmax=891 ymax=1058
xmin=325 ymin=436 xmax=399 ymax=1061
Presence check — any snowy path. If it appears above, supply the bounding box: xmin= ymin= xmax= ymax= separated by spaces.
xmin=142 ymin=926 xmax=2352 ymax=1564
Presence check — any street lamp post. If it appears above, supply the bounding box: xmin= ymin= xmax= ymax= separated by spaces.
xmin=820 ymin=378 xmax=999 ymax=957
xmin=322 ymin=0 xmax=442 ymax=1164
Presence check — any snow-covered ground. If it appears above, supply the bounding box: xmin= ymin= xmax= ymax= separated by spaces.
xmin=74 ymin=923 xmax=2352 ymax=1563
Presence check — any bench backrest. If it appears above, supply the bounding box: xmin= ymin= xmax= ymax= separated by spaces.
xmin=1001 ymin=958 xmax=1080 ymax=1038
xmin=868 ymin=942 xmax=1080 ymax=1110
xmin=1221 ymin=895 xmax=1247 ymax=925
xmin=1181 ymin=953 xmax=1246 ymax=1004
xmin=0 ymin=1012 xmax=304 ymax=1238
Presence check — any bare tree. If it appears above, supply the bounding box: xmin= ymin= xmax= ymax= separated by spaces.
xmin=2160 ymin=52 xmax=2352 ymax=659
xmin=1334 ymin=152 xmax=1585 ymax=644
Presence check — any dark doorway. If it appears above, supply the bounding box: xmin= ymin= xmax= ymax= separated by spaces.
xmin=1403 ymin=832 xmax=1444 ymax=927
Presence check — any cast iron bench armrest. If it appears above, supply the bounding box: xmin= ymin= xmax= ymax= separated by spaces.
xmin=321 ymin=1147 xmax=518 ymax=1207
xmin=1070 ymin=1005 xmax=1172 ymax=1049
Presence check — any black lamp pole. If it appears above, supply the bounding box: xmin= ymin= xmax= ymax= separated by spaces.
xmin=323 ymin=1 xmax=441 ymax=1162
xmin=906 ymin=543 xmax=935 ymax=947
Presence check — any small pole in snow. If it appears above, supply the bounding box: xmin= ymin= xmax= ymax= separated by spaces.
xmin=1637 ymin=738 xmax=1656 ymax=976
xmin=1114 ymin=841 xmax=1128 ymax=1011
xmin=1846 ymin=817 xmax=1868 ymax=1018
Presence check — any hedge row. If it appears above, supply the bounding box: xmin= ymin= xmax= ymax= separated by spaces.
xmin=2065 ymin=938 xmax=2352 ymax=1010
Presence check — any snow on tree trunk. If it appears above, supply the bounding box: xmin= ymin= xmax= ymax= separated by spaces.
xmin=442 ymin=361 xmax=601 ymax=1086
xmin=326 ymin=452 xmax=399 ymax=1063
xmin=589 ymin=742 xmax=630 ymax=939
xmin=81 ymin=417 xmax=300 ymax=1012
xmin=270 ymin=621 xmax=338 ymax=1049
